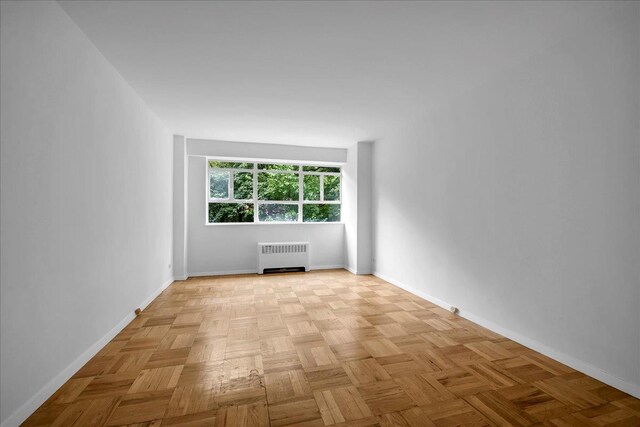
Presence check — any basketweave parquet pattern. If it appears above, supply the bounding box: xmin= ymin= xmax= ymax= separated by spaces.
xmin=24 ymin=270 xmax=640 ymax=426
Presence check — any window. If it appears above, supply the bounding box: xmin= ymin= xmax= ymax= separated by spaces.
xmin=207 ymin=160 xmax=341 ymax=223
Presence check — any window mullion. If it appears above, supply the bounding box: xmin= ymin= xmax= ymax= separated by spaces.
xmin=207 ymin=170 xmax=212 ymax=203
xmin=298 ymin=166 xmax=303 ymax=223
xmin=229 ymin=171 xmax=234 ymax=201
xmin=253 ymin=163 xmax=258 ymax=222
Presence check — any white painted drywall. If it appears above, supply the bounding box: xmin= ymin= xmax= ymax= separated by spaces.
xmin=372 ymin=4 xmax=640 ymax=394
xmin=0 ymin=2 xmax=173 ymax=425
xmin=173 ymin=135 xmax=188 ymax=280
xmin=186 ymin=140 xmax=346 ymax=275
xmin=356 ymin=142 xmax=373 ymax=274
xmin=343 ymin=141 xmax=374 ymax=274
xmin=343 ymin=144 xmax=358 ymax=273
xmin=188 ymin=138 xmax=346 ymax=164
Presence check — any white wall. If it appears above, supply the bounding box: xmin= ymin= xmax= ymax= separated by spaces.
xmin=173 ymin=135 xmax=188 ymax=280
xmin=343 ymin=144 xmax=358 ymax=272
xmin=343 ymin=141 xmax=373 ymax=274
xmin=186 ymin=139 xmax=346 ymax=275
xmin=0 ymin=2 xmax=173 ymax=425
xmin=188 ymin=138 xmax=347 ymax=163
xmin=356 ymin=142 xmax=373 ymax=274
xmin=373 ymin=4 xmax=640 ymax=396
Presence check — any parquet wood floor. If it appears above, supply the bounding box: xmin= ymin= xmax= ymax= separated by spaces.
xmin=23 ymin=270 xmax=640 ymax=426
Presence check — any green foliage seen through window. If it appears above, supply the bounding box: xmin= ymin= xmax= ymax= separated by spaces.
xmin=258 ymin=163 xmax=298 ymax=171
xmin=258 ymin=172 xmax=299 ymax=201
xmin=303 ymin=204 xmax=340 ymax=222
xmin=208 ymin=161 xmax=253 ymax=169
xmin=210 ymin=171 xmax=229 ymax=199
xmin=208 ymin=203 xmax=254 ymax=223
xmin=208 ymin=160 xmax=340 ymax=223
xmin=234 ymin=172 xmax=253 ymax=199
xmin=303 ymin=175 xmax=320 ymax=200
xmin=302 ymin=166 xmax=340 ymax=173
xmin=258 ymin=204 xmax=298 ymax=222
xmin=324 ymin=176 xmax=340 ymax=201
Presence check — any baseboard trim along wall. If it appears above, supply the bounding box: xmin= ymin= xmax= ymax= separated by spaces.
xmin=345 ymin=266 xmax=374 ymax=275
xmin=372 ymin=271 xmax=640 ymax=399
xmin=345 ymin=266 xmax=358 ymax=275
xmin=189 ymin=269 xmax=259 ymax=277
xmin=1 ymin=277 xmax=175 ymax=427
xmin=310 ymin=265 xmax=346 ymax=271
xmin=188 ymin=265 xmax=346 ymax=277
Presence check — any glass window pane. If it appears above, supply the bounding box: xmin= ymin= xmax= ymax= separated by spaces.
xmin=208 ymin=160 xmax=253 ymax=169
xmin=302 ymin=166 xmax=340 ymax=173
xmin=303 ymin=204 xmax=341 ymax=222
xmin=258 ymin=172 xmax=299 ymax=201
xmin=323 ymin=175 xmax=340 ymax=201
xmin=234 ymin=172 xmax=253 ymax=200
xmin=208 ymin=203 xmax=254 ymax=223
xmin=303 ymin=175 xmax=320 ymax=201
xmin=257 ymin=163 xmax=299 ymax=171
xmin=210 ymin=171 xmax=229 ymax=199
xmin=258 ymin=204 xmax=298 ymax=222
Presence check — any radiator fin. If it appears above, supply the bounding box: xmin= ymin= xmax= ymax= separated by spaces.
xmin=261 ymin=243 xmax=308 ymax=255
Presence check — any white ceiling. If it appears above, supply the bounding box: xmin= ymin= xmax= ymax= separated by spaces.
xmin=59 ymin=1 xmax=604 ymax=148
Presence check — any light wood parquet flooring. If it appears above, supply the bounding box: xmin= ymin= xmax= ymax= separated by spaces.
xmin=23 ymin=270 xmax=640 ymax=426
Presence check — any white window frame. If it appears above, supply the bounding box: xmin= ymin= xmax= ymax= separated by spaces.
xmin=206 ymin=159 xmax=341 ymax=224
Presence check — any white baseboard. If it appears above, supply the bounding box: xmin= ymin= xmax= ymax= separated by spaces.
xmin=139 ymin=277 xmax=175 ymax=310
xmin=189 ymin=269 xmax=257 ymax=277
xmin=345 ymin=266 xmax=373 ymax=275
xmin=1 ymin=277 xmax=175 ymax=427
xmin=188 ymin=265 xmax=346 ymax=277
xmin=310 ymin=264 xmax=345 ymax=271
xmin=373 ymin=271 xmax=640 ymax=399
xmin=373 ymin=271 xmax=453 ymax=311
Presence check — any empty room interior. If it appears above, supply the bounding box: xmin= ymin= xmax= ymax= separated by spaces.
xmin=1 ymin=1 xmax=639 ymax=426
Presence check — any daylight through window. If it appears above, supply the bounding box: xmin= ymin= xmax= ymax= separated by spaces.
xmin=207 ymin=160 xmax=341 ymax=223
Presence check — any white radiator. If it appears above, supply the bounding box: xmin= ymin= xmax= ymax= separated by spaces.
xmin=257 ymin=242 xmax=310 ymax=274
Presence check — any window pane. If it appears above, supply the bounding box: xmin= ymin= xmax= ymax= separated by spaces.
xmin=303 ymin=175 xmax=320 ymax=200
xmin=208 ymin=160 xmax=253 ymax=169
xmin=258 ymin=204 xmax=298 ymax=222
xmin=303 ymin=204 xmax=341 ymax=222
xmin=210 ymin=171 xmax=229 ymax=199
xmin=302 ymin=166 xmax=340 ymax=173
xmin=258 ymin=172 xmax=299 ymax=201
xmin=258 ymin=163 xmax=299 ymax=171
xmin=208 ymin=203 xmax=254 ymax=223
xmin=324 ymin=175 xmax=340 ymax=201
xmin=234 ymin=172 xmax=253 ymax=199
